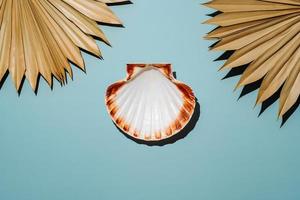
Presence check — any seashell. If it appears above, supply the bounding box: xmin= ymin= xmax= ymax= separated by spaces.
xmin=105 ymin=64 xmax=196 ymax=141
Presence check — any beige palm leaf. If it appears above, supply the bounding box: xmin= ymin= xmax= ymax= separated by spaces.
xmin=204 ymin=0 xmax=300 ymax=118
xmin=0 ymin=0 xmax=128 ymax=92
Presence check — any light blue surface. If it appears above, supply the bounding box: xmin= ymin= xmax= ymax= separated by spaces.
xmin=0 ymin=1 xmax=300 ymax=200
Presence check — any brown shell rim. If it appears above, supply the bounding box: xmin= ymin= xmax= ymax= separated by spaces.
xmin=105 ymin=64 xmax=196 ymax=141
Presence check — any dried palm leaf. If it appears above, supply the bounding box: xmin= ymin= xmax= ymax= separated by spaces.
xmin=0 ymin=0 xmax=129 ymax=92
xmin=204 ymin=0 xmax=300 ymax=118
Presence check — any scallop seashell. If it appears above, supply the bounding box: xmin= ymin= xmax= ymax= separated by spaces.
xmin=105 ymin=64 xmax=196 ymax=141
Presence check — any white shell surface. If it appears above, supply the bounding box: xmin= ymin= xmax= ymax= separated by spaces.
xmin=115 ymin=68 xmax=184 ymax=139
xmin=106 ymin=64 xmax=196 ymax=141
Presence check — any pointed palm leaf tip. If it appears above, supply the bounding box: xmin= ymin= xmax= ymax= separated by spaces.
xmin=204 ymin=0 xmax=300 ymax=119
xmin=0 ymin=0 xmax=128 ymax=92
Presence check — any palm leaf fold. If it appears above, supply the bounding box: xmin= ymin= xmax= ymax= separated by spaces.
xmin=0 ymin=0 xmax=128 ymax=91
xmin=204 ymin=0 xmax=300 ymax=117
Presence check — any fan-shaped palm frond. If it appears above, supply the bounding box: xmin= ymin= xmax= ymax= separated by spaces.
xmin=204 ymin=0 xmax=300 ymax=118
xmin=0 ymin=0 xmax=129 ymax=92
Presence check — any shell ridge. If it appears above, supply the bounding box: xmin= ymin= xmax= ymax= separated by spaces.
xmin=163 ymin=83 xmax=181 ymax=133
xmin=124 ymin=78 xmax=145 ymax=127
xmin=158 ymin=86 xmax=174 ymax=137
xmin=115 ymin=72 xmax=147 ymax=135
xmin=163 ymin=77 xmax=184 ymax=108
xmin=133 ymin=74 xmax=149 ymax=138
xmin=132 ymin=77 xmax=148 ymax=138
xmin=116 ymin=82 xmax=141 ymax=131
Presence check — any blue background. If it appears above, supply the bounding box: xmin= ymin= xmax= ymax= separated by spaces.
xmin=1 ymin=1 xmax=300 ymax=199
